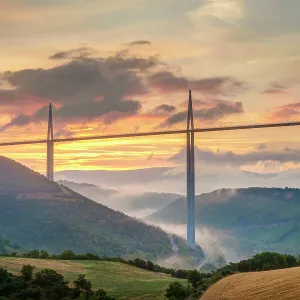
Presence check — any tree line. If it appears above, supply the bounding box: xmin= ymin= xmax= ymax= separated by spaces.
xmin=0 ymin=250 xmax=180 ymax=278
xmin=0 ymin=264 xmax=114 ymax=300
xmin=2 ymin=250 xmax=299 ymax=299
xmin=165 ymin=252 xmax=299 ymax=299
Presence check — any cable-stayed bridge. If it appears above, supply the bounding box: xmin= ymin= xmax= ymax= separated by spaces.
xmin=1 ymin=90 xmax=300 ymax=248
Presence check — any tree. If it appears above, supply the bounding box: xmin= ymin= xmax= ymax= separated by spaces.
xmin=74 ymin=274 xmax=92 ymax=294
xmin=34 ymin=269 xmax=66 ymax=287
xmin=25 ymin=250 xmax=40 ymax=258
xmin=91 ymin=289 xmax=116 ymax=300
xmin=21 ymin=265 xmax=35 ymax=281
xmin=187 ymin=270 xmax=202 ymax=288
xmin=40 ymin=251 xmax=50 ymax=259
xmin=0 ymin=268 xmax=15 ymax=296
xmin=17 ymin=287 xmax=42 ymax=300
xmin=146 ymin=260 xmax=154 ymax=271
xmin=60 ymin=250 xmax=76 ymax=260
xmin=165 ymin=282 xmax=190 ymax=300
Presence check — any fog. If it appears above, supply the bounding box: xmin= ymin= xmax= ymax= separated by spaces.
xmin=58 ymin=179 xmax=249 ymax=263
xmin=58 ymin=165 xmax=299 ymax=264
xmin=56 ymin=166 xmax=300 ymax=196
xmin=147 ymin=222 xmax=245 ymax=263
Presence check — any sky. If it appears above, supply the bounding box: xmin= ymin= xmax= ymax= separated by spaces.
xmin=1 ymin=0 xmax=300 ymax=181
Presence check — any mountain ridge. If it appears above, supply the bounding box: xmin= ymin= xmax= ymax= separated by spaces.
xmin=145 ymin=187 xmax=300 ymax=258
xmin=0 ymin=156 xmax=205 ymax=265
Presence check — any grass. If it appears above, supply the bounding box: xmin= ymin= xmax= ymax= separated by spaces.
xmin=0 ymin=257 xmax=186 ymax=300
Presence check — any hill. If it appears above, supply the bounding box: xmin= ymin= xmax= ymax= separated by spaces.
xmin=0 ymin=156 xmax=205 ymax=263
xmin=57 ymin=181 xmax=180 ymax=216
xmin=0 ymin=237 xmax=23 ymax=254
xmin=0 ymin=257 xmax=185 ymax=300
xmin=57 ymin=180 xmax=118 ymax=198
xmin=145 ymin=188 xmax=300 ymax=257
xmin=201 ymin=267 xmax=300 ymax=300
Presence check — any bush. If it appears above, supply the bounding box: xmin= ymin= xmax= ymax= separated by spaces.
xmin=21 ymin=265 xmax=35 ymax=281
xmin=0 ymin=265 xmax=115 ymax=300
xmin=165 ymin=282 xmax=190 ymax=300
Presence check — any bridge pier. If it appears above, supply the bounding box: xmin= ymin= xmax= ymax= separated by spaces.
xmin=187 ymin=90 xmax=195 ymax=248
xmin=47 ymin=103 xmax=54 ymax=181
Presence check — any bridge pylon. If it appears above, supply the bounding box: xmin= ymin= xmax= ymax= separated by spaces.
xmin=187 ymin=90 xmax=195 ymax=248
xmin=47 ymin=103 xmax=54 ymax=181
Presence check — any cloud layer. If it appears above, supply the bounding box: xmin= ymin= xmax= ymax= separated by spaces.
xmin=170 ymin=146 xmax=300 ymax=167
xmin=0 ymin=47 xmax=246 ymax=132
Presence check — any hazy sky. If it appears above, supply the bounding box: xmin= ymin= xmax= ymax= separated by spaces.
xmin=1 ymin=0 xmax=300 ymax=175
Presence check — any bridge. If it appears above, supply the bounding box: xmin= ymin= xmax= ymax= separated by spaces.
xmin=1 ymin=90 xmax=300 ymax=248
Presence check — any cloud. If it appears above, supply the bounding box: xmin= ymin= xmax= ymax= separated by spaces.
xmin=269 ymin=102 xmax=300 ymax=121
xmin=49 ymin=47 xmax=97 ymax=60
xmin=104 ymin=50 xmax=160 ymax=71
xmin=0 ymin=50 xmax=159 ymax=129
xmin=262 ymin=82 xmax=287 ymax=95
xmin=148 ymin=71 xmax=245 ymax=95
xmin=257 ymin=143 xmax=267 ymax=150
xmin=169 ymin=146 xmax=300 ymax=166
xmin=152 ymin=104 xmax=177 ymax=114
xmin=189 ymin=0 xmax=300 ymax=41
xmin=129 ymin=40 xmax=151 ymax=46
xmin=2 ymin=51 xmax=160 ymax=104
xmin=0 ymin=46 xmax=247 ymax=132
xmin=54 ymin=128 xmax=73 ymax=138
xmin=0 ymin=114 xmax=31 ymax=132
xmin=242 ymin=0 xmax=300 ymax=38
xmin=241 ymin=160 xmax=290 ymax=174
xmin=162 ymin=99 xmax=244 ymax=127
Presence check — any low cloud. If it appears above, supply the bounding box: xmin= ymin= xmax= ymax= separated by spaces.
xmin=263 ymin=82 xmax=287 ymax=95
xmin=148 ymin=71 xmax=245 ymax=95
xmin=169 ymin=146 xmax=300 ymax=166
xmin=129 ymin=40 xmax=151 ymax=46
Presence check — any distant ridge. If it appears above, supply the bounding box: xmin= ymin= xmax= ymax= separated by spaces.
xmin=145 ymin=187 xmax=300 ymax=257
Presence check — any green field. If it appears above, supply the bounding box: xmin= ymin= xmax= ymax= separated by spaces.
xmin=0 ymin=257 xmax=186 ymax=300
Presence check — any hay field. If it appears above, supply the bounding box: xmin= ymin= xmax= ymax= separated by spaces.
xmin=202 ymin=267 xmax=300 ymax=300
xmin=0 ymin=257 xmax=185 ymax=300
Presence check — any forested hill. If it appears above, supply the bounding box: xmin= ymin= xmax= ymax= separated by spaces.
xmin=146 ymin=187 xmax=300 ymax=256
xmin=0 ymin=237 xmax=23 ymax=254
xmin=0 ymin=156 xmax=205 ymax=263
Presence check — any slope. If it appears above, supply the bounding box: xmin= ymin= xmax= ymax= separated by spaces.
xmin=0 ymin=156 xmax=205 ymax=262
xmin=201 ymin=267 xmax=300 ymax=300
xmin=145 ymin=188 xmax=300 ymax=256
xmin=0 ymin=257 xmax=186 ymax=300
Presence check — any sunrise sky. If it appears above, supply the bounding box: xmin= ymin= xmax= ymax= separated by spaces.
xmin=1 ymin=0 xmax=300 ymax=175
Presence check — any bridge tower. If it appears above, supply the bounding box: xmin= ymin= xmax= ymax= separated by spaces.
xmin=47 ymin=103 xmax=54 ymax=181
xmin=187 ymin=90 xmax=195 ymax=248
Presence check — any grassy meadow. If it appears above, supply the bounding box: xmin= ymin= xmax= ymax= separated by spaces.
xmin=0 ymin=257 xmax=186 ymax=300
